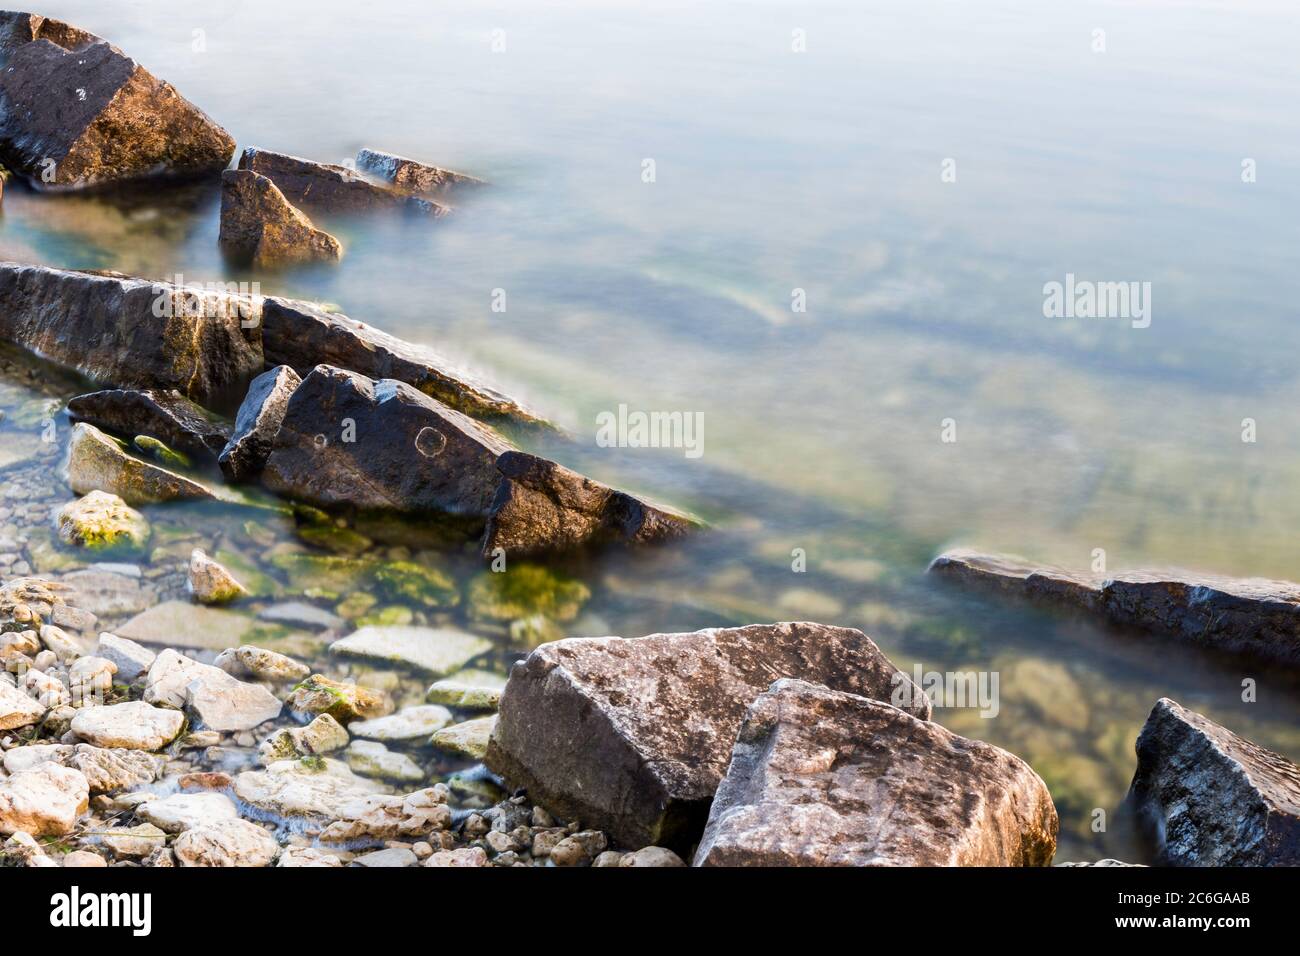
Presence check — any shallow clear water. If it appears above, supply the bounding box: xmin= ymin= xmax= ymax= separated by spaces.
xmin=2 ymin=0 xmax=1299 ymax=862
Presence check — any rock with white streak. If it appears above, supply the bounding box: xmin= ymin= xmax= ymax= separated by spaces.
xmin=355 ymin=147 xmax=485 ymax=197
xmin=694 ymin=679 xmax=1058 ymax=866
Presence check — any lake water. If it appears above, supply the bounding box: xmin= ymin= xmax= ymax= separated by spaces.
xmin=2 ymin=0 xmax=1298 ymax=862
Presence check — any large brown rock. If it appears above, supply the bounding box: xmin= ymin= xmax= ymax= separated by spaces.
xmin=1127 ymin=698 xmax=1300 ymax=866
xmin=261 ymin=365 xmax=512 ymax=517
xmin=356 ymin=147 xmax=485 ymax=197
xmin=929 ymin=548 xmax=1300 ymax=666
xmin=484 ymin=622 xmax=932 ymax=850
xmin=219 ymin=169 xmax=343 ymax=267
xmin=238 ymin=147 xmax=442 ymax=216
xmin=64 ymin=422 xmax=214 ymax=504
xmin=259 ymin=296 xmax=542 ymax=427
xmin=483 ymin=451 xmax=698 ymax=557
xmin=694 ymin=679 xmax=1059 ymax=866
xmin=66 ymin=388 xmax=231 ymax=462
xmin=0 ymin=12 xmax=234 ymax=190
xmin=0 ymin=262 xmax=262 ymax=409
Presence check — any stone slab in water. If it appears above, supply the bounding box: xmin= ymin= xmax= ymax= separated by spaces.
xmin=116 ymin=600 xmax=259 ymax=650
xmin=929 ymin=547 xmax=1300 ymax=666
xmin=238 ymin=147 xmax=441 ymax=215
xmin=0 ymin=12 xmax=234 ymax=190
xmin=1127 ymin=697 xmax=1300 ymax=866
xmin=485 ymin=621 xmax=932 ymax=850
xmin=0 ymin=263 xmax=262 ymax=409
xmin=66 ymin=388 xmax=232 ymax=462
xmin=694 ymin=679 xmax=1059 ymax=866
xmin=329 ymin=625 xmax=493 ymax=677
xmin=356 ymin=147 xmax=485 ymax=197
xmin=219 ymin=169 xmax=343 ymax=268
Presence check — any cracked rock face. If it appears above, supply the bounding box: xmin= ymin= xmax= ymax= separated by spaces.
xmin=1127 ymin=698 xmax=1300 ymax=866
xmin=485 ymin=621 xmax=932 ymax=850
xmin=0 ymin=12 xmax=235 ymax=190
xmin=694 ymin=679 xmax=1059 ymax=866
xmin=929 ymin=548 xmax=1300 ymax=666
xmin=219 ymin=170 xmax=343 ymax=268
xmin=66 ymin=388 xmax=232 ymax=462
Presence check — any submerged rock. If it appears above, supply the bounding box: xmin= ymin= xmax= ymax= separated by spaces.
xmin=70 ymin=701 xmax=184 ymax=751
xmin=695 ymin=679 xmax=1059 ymax=866
xmin=0 ymin=763 xmax=89 ymax=837
xmin=426 ymin=669 xmax=506 ymax=710
xmin=117 ymin=600 xmax=258 ymax=650
xmin=349 ymin=705 xmax=452 ymax=742
xmin=329 ymin=625 xmax=491 ymax=677
xmin=56 ymin=491 xmax=151 ymax=551
xmin=0 ymin=263 xmax=261 ymax=408
xmin=261 ymin=365 xmax=512 ymax=516
xmin=356 ymin=147 xmax=485 ymax=197
xmin=187 ymin=549 xmax=249 ymax=604
xmin=1127 ymin=698 xmax=1300 ymax=866
xmin=485 ymin=622 xmax=932 ymax=850
xmin=239 ymin=147 xmax=442 ymax=215
xmin=344 ymin=740 xmax=425 ymax=783
xmin=483 ymin=452 xmax=699 ymax=557
xmin=219 ymin=169 xmax=343 ymax=267
xmin=218 ymin=365 xmax=301 ymax=483
xmin=260 ymin=298 xmax=541 ymax=426
xmin=0 ymin=12 xmax=235 ymax=190
xmin=929 ymin=548 xmax=1300 ymax=666
xmin=214 ymin=644 xmax=309 ymax=684
xmin=65 ymin=422 xmax=215 ymax=504
xmin=66 ymin=388 xmax=231 ymax=462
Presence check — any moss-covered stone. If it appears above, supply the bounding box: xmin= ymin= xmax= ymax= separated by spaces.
xmin=467 ymin=564 xmax=590 ymax=623
xmin=295 ymin=523 xmax=373 ymax=556
xmin=270 ymin=553 xmax=374 ymax=599
xmin=286 ymin=674 xmax=391 ymax=724
xmin=356 ymin=605 xmax=415 ymax=627
xmin=55 ymin=490 xmax=150 ymax=551
xmin=374 ymin=560 xmax=459 ymax=608
xmin=132 ymin=435 xmax=191 ymax=470
xmin=335 ymin=591 xmax=378 ymax=621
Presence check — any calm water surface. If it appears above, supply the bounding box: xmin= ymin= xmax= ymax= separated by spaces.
xmin=2 ymin=0 xmax=1298 ymax=861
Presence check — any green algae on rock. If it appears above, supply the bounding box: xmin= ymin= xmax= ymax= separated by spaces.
xmin=467 ymin=563 xmax=590 ymax=623
xmin=132 ymin=435 xmax=191 ymax=470
xmin=55 ymin=490 xmax=150 ymax=552
xmin=374 ymin=560 xmax=459 ymax=608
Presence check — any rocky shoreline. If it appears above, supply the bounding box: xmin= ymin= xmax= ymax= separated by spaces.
xmin=0 ymin=10 xmax=1297 ymax=869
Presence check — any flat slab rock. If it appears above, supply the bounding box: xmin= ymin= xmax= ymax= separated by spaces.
xmin=67 ymin=388 xmax=231 ymax=461
xmin=0 ymin=12 xmax=235 ymax=190
xmin=117 ymin=600 xmax=258 ymax=650
xmin=0 ymin=263 xmax=261 ymax=409
xmin=259 ymin=297 xmax=541 ymax=426
xmin=485 ymin=621 xmax=932 ymax=850
xmin=329 ymin=625 xmax=492 ymax=677
xmin=356 ymin=147 xmax=485 ymax=197
xmin=65 ymin=422 xmax=215 ymax=505
xmin=929 ymin=548 xmax=1300 ymax=667
xmin=238 ymin=147 xmax=442 ymax=216
xmin=1127 ymin=697 xmax=1300 ymax=866
xmin=694 ymin=679 xmax=1059 ymax=866
xmin=260 ymin=364 xmax=514 ymax=516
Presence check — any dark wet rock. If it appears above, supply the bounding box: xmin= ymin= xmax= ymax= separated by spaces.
xmin=356 ymin=147 xmax=485 ymax=197
xmin=0 ymin=12 xmax=235 ymax=191
xmin=238 ymin=147 xmax=442 ymax=215
xmin=219 ymin=169 xmax=343 ymax=267
xmin=217 ymin=365 xmax=301 ymax=483
xmin=260 ymin=365 xmax=512 ymax=517
xmin=64 ymin=422 xmax=214 ymax=504
xmin=66 ymin=388 xmax=231 ymax=462
xmin=1127 ymin=697 xmax=1300 ymax=866
xmin=0 ymin=263 xmax=262 ymax=408
xmin=259 ymin=297 xmax=542 ymax=426
xmin=483 ymin=451 xmax=698 ymax=557
xmin=485 ymin=621 xmax=932 ymax=850
xmin=694 ymin=679 xmax=1059 ymax=867
xmin=929 ymin=548 xmax=1300 ymax=666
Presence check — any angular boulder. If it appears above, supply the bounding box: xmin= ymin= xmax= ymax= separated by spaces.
xmin=356 ymin=147 xmax=485 ymax=197
xmin=64 ymin=422 xmax=214 ymax=504
xmin=187 ymin=549 xmax=249 ymax=605
xmin=0 ymin=681 xmax=44 ymax=729
xmin=56 ymin=490 xmax=150 ymax=550
xmin=483 ymin=451 xmax=698 ymax=557
xmin=259 ymin=297 xmax=541 ymax=426
xmin=238 ymin=147 xmax=441 ymax=215
xmin=694 ymin=679 xmax=1058 ymax=866
xmin=0 ymin=263 xmax=261 ymax=408
xmin=219 ymin=169 xmax=343 ymax=267
xmin=0 ymin=12 xmax=235 ymax=190
xmin=66 ymin=388 xmax=232 ymax=461
xmin=218 ymin=364 xmax=301 ymax=482
xmin=260 ymin=365 xmax=512 ymax=516
xmin=143 ymin=649 xmax=281 ymax=732
xmin=1127 ymin=698 xmax=1300 ymax=866
xmin=929 ymin=548 xmax=1300 ymax=666
xmin=485 ymin=622 xmax=932 ymax=849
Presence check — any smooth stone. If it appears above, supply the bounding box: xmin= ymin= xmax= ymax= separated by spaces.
xmin=70 ymin=701 xmax=184 ymax=750
xmin=66 ymin=388 xmax=231 ymax=461
xmin=258 ymin=714 xmax=350 ymax=763
xmin=618 ymin=846 xmax=687 ymax=867
xmin=64 ymin=422 xmax=215 ymax=505
xmin=1128 ymin=697 xmax=1300 ymax=865
xmin=188 ymin=549 xmax=249 ymax=605
xmin=425 ymin=669 xmax=506 ymax=710
xmin=349 ymin=705 xmax=452 ymax=742
xmin=138 ymin=791 xmax=239 ymax=833
xmin=329 ymin=625 xmax=491 ymax=677
xmin=56 ymin=490 xmax=149 ymax=551
xmin=62 ymin=850 xmax=107 ymax=867
xmin=485 ymin=622 xmax=931 ymax=850
xmin=219 ymin=169 xmax=342 ymax=267
xmin=0 ymin=764 xmax=90 ymax=837
xmin=344 ymin=740 xmax=425 ymax=783
xmin=429 ymin=715 xmax=496 ymax=760
xmin=142 ymin=649 xmax=280 ymax=732
xmin=352 ymin=846 xmax=417 ymax=867
xmin=117 ymin=600 xmax=257 ymax=650
xmin=94 ymin=633 xmax=156 ymax=682
xmin=694 ymin=679 xmax=1058 ymax=867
